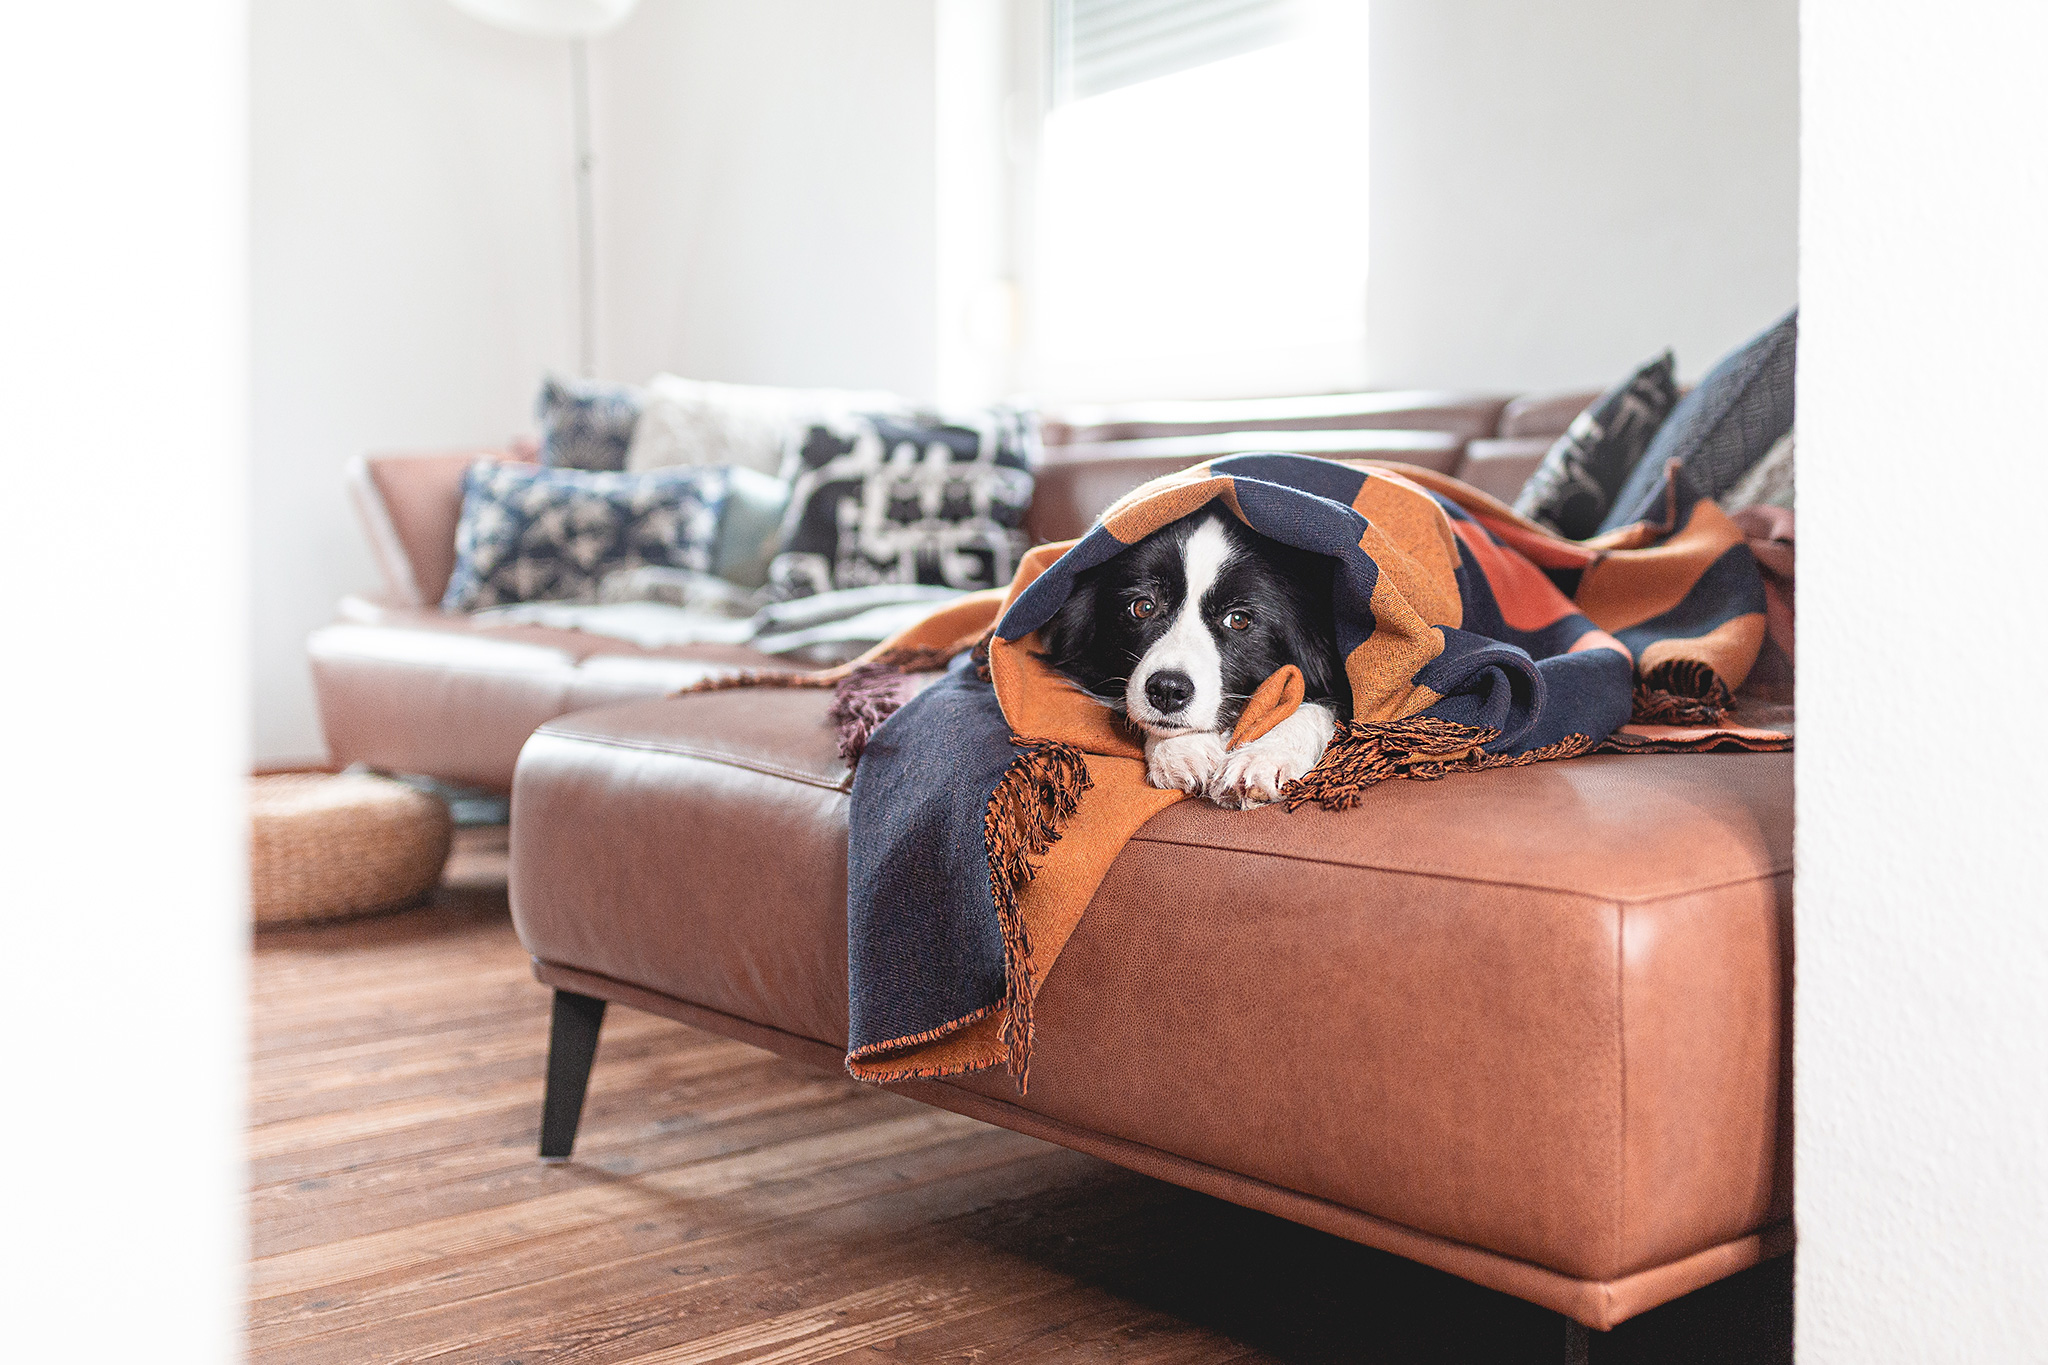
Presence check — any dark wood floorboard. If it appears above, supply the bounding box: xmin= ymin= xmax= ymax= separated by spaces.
xmin=249 ymin=826 xmax=1791 ymax=1364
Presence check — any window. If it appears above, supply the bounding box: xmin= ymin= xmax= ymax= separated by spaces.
xmin=1029 ymin=0 xmax=1368 ymax=402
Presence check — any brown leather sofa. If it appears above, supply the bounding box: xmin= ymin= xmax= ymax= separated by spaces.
xmin=311 ymin=388 xmax=1791 ymax=1341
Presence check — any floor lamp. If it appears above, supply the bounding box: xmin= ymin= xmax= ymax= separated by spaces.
xmin=448 ymin=0 xmax=641 ymax=378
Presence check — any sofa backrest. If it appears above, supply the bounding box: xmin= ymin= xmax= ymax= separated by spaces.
xmin=346 ymin=388 xmax=1604 ymax=607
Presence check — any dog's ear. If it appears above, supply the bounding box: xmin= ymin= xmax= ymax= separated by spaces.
xmin=1277 ymin=553 xmax=1348 ymax=713
xmin=1034 ymin=577 xmax=1097 ymax=670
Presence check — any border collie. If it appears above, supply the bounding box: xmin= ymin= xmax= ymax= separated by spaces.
xmin=1037 ymin=511 xmax=1350 ymax=808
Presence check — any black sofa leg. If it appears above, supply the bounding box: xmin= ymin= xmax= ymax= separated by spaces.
xmin=1563 ymin=1316 xmax=1591 ymax=1364
xmin=539 ymin=989 xmax=607 ymax=1163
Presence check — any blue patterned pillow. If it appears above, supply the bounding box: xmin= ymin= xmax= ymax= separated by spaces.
xmin=442 ymin=462 xmax=729 ymax=611
xmin=538 ymin=375 xmax=643 ymax=471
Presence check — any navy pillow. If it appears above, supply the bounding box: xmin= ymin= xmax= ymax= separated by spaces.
xmin=1600 ymin=310 xmax=1797 ymax=532
xmin=537 ymin=375 xmax=643 ymax=471
xmin=1513 ymin=351 xmax=1680 ymax=539
xmin=442 ymin=461 xmax=728 ymax=611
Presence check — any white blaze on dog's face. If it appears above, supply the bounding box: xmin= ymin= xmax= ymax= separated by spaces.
xmin=1036 ymin=509 xmax=1349 ymax=738
xmin=1124 ymin=517 xmax=1235 ymax=735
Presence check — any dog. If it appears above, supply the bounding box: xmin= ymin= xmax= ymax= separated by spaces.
xmin=1036 ymin=510 xmax=1350 ymax=808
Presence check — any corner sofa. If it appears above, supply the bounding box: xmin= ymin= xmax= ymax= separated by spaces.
xmin=310 ymin=387 xmax=1791 ymax=1342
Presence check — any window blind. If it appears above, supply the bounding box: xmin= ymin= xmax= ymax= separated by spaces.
xmin=1051 ymin=0 xmax=1311 ymax=105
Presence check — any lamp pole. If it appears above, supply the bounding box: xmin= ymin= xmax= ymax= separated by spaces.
xmin=570 ymin=36 xmax=597 ymax=378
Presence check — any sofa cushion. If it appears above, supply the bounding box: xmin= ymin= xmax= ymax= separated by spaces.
xmin=770 ymin=409 xmax=1037 ymax=598
xmin=310 ymin=602 xmax=782 ymax=791
xmin=1601 ymin=311 xmax=1799 ymax=532
xmin=538 ymin=375 xmax=643 ymax=471
xmin=509 ymin=686 xmax=1790 ymax=1289
xmin=443 ymin=461 xmax=729 ymax=611
xmin=1514 ymin=352 xmax=1680 ymax=538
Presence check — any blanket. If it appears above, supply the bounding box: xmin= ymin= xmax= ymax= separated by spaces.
xmin=715 ymin=454 xmax=1788 ymax=1088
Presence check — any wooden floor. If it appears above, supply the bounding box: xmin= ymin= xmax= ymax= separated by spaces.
xmin=249 ymin=828 xmax=1792 ymax=1364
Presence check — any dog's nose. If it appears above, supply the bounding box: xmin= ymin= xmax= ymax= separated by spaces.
xmin=1144 ymin=670 xmax=1195 ymax=715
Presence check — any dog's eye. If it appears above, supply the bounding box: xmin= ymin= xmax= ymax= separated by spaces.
xmin=1222 ymin=609 xmax=1253 ymax=632
xmin=1127 ymin=596 xmax=1157 ymax=621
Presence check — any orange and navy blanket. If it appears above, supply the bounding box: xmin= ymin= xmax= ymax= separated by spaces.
xmin=823 ymin=454 xmax=1787 ymax=1087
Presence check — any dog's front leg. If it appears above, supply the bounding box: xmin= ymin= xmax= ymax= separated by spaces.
xmin=1208 ymin=703 xmax=1338 ymax=810
xmin=1145 ymin=731 xmax=1228 ymax=794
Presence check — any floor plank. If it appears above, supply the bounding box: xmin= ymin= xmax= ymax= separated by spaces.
xmin=249 ymin=827 xmax=1791 ymax=1364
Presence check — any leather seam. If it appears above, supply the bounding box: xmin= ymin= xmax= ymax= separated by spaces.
xmin=535 ymin=726 xmax=852 ymax=792
xmin=1125 ymin=832 xmax=1791 ymax=905
xmin=1614 ymin=900 xmax=1629 ymax=1283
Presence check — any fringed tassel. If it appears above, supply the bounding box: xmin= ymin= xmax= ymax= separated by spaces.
xmin=980 ymin=738 xmax=1092 ymax=1091
xmin=1632 ymin=659 xmax=1734 ymax=726
xmin=828 ymin=662 xmax=923 ymax=765
xmin=1282 ymin=716 xmax=1595 ymax=812
xmin=829 ymin=643 xmax=978 ymax=766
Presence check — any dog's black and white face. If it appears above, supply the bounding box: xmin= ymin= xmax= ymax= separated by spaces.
xmin=1037 ymin=511 xmax=1349 ymax=737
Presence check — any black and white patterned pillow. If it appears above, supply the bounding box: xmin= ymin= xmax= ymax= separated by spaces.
xmin=537 ymin=375 xmax=644 ymax=471
xmin=442 ymin=461 xmax=728 ymax=611
xmin=1513 ymin=351 xmax=1679 ymax=539
xmin=768 ymin=408 xmax=1038 ymax=599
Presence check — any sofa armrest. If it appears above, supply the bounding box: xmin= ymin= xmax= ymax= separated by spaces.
xmin=346 ymin=448 xmax=520 ymax=607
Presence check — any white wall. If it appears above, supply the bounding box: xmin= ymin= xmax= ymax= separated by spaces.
xmin=593 ymin=0 xmax=939 ymax=392
xmin=4 ymin=4 xmax=244 ymax=1360
xmin=1367 ymin=0 xmax=1800 ymax=391
xmin=250 ymin=0 xmax=942 ymax=764
xmin=251 ymin=0 xmax=580 ymax=762
xmin=1796 ymin=2 xmax=2048 ymax=1358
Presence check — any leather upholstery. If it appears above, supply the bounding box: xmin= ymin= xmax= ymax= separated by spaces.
xmin=1043 ymin=390 xmax=1510 ymax=447
xmin=355 ymin=449 xmax=525 ymax=606
xmin=1456 ymin=436 xmax=1553 ymax=504
xmin=311 ymin=602 xmax=779 ymax=791
xmin=508 ymin=686 xmax=1791 ymax=1302
xmin=1497 ymin=388 xmax=1602 ymax=440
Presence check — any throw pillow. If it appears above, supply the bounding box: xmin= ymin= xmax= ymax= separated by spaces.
xmin=768 ymin=407 xmax=1038 ymax=599
xmin=626 ymin=374 xmax=903 ymax=477
xmin=710 ymin=465 xmax=793 ymax=590
xmin=1720 ymin=431 xmax=1795 ymax=513
xmin=1512 ymin=351 xmax=1679 ymax=539
xmin=537 ymin=375 xmax=643 ymax=471
xmin=1599 ymin=309 xmax=1798 ymax=532
xmin=442 ymin=461 xmax=728 ymax=611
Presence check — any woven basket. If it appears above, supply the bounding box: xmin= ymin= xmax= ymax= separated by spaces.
xmin=250 ymin=772 xmax=453 ymax=925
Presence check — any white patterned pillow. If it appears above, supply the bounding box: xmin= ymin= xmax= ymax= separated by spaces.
xmin=626 ymin=374 xmax=902 ymax=476
xmin=442 ymin=462 xmax=728 ymax=611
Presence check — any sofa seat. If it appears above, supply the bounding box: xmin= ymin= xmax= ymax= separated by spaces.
xmin=508 ymin=686 xmax=1792 ymax=1328
xmin=310 ymin=598 xmax=784 ymax=791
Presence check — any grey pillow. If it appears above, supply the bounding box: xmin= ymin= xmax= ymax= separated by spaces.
xmin=1600 ymin=309 xmax=1797 ymax=531
xmin=1513 ymin=351 xmax=1679 ymax=539
xmin=537 ymin=375 xmax=644 ymax=471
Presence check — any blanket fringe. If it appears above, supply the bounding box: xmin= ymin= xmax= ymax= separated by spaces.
xmin=1282 ymin=716 xmax=1596 ymax=812
xmin=1631 ymin=658 xmax=1734 ymax=726
xmin=829 ymin=643 xmax=978 ymax=765
xmin=673 ymin=668 xmax=837 ymax=696
xmin=982 ymin=738 xmax=1092 ymax=1090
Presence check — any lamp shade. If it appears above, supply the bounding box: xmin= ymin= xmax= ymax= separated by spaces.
xmin=447 ymin=0 xmax=639 ymax=38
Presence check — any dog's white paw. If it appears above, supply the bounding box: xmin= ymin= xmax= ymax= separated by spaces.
xmin=1207 ymin=705 xmax=1337 ymax=809
xmin=1207 ymin=746 xmax=1305 ymax=809
xmin=1145 ymin=731 xmax=1227 ymax=794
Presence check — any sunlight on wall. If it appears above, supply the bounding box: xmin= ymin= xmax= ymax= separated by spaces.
xmin=1033 ymin=20 xmax=1368 ymax=401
